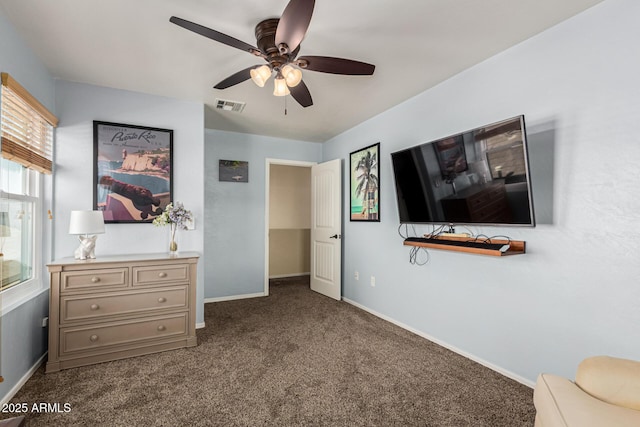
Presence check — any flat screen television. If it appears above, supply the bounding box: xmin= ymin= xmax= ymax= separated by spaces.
xmin=390 ymin=115 xmax=535 ymax=226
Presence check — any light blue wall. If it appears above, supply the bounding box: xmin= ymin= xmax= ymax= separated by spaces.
xmin=0 ymin=7 xmax=55 ymax=401
xmin=204 ymin=129 xmax=322 ymax=299
xmin=53 ymin=81 xmax=206 ymax=324
xmin=323 ymin=0 xmax=640 ymax=385
xmin=0 ymin=12 xmax=54 ymax=109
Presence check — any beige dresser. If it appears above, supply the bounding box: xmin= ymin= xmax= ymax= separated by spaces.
xmin=46 ymin=252 xmax=198 ymax=373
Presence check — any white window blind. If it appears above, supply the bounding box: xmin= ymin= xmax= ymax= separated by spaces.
xmin=0 ymin=72 xmax=58 ymax=174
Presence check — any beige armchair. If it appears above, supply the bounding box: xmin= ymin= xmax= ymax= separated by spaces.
xmin=534 ymin=355 xmax=640 ymax=426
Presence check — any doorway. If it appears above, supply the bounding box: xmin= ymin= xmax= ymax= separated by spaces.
xmin=264 ymin=159 xmax=315 ymax=296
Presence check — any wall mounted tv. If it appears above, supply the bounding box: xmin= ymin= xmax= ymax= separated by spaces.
xmin=390 ymin=115 xmax=535 ymax=226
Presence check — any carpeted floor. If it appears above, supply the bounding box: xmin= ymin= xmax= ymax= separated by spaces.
xmin=1 ymin=276 xmax=535 ymax=426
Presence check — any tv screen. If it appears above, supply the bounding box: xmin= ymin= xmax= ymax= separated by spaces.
xmin=391 ymin=115 xmax=535 ymax=226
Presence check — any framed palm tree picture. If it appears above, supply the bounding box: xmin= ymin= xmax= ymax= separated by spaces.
xmin=350 ymin=142 xmax=380 ymax=222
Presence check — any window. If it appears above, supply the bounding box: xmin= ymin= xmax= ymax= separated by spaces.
xmin=485 ymin=142 xmax=526 ymax=181
xmin=0 ymin=158 xmax=37 ymax=291
xmin=0 ymin=73 xmax=56 ymax=173
xmin=479 ymin=122 xmax=527 ymax=181
xmin=0 ymin=72 xmax=56 ymax=304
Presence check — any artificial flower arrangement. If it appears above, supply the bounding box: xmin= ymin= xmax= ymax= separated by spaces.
xmin=152 ymin=202 xmax=193 ymax=252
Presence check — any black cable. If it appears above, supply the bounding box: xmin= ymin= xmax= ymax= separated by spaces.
xmin=486 ymin=235 xmax=513 ymax=244
xmin=399 ymin=223 xmax=431 ymax=265
xmin=398 ymin=223 xmax=409 ymax=239
xmin=424 ymin=224 xmax=446 ymax=239
xmin=472 ymin=234 xmax=512 ymax=245
xmin=409 ymin=245 xmax=430 ymax=266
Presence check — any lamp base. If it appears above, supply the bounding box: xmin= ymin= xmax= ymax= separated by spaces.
xmin=74 ymin=235 xmax=98 ymax=260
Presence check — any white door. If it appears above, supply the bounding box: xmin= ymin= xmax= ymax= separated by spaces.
xmin=310 ymin=159 xmax=342 ymax=300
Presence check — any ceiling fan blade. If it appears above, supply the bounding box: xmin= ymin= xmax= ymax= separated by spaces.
xmin=289 ymin=80 xmax=313 ymax=108
xmin=170 ymin=16 xmax=259 ymax=54
xmin=298 ymin=56 xmax=375 ymax=75
xmin=214 ymin=66 xmax=258 ymax=89
xmin=275 ymin=0 xmax=315 ymax=54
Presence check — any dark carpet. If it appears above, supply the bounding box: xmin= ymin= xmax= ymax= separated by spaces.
xmin=2 ymin=276 xmax=535 ymax=426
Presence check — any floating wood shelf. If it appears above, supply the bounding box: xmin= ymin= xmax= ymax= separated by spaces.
xmin=403 ymin=235 xmax=526 ymax=257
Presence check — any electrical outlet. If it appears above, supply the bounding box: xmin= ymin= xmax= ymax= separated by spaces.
xmin=42 ymin=317 xmax=49 ymax=328
xmin=185 ymin=218 xmax=195 ymax=230
xmin=354 ymin=271 xmax=359 ymax=281
xmin=370 ymin=276 xmax=376 ymax=287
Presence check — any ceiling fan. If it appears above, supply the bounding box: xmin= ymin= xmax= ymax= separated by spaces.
xmin=170 ymin=0 xmax=375 ymax=108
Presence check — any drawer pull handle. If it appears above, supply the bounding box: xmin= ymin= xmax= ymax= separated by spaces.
xmin=157 ymin=325 xmax=166 ymax=331
xmin=158 ymin=297 xmax=167 ymax=303
xmin=91 ymin=277 xmax=101 ymax=283
xmin=158 ymin=272 xmax=168 ymax=278
xmin=90 ymin=334 xmax=99 ymax=342
xmin=90 ymin=304 xmax=100 ymax=310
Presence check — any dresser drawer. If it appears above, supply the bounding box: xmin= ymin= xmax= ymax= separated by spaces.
xmin=467 ymin=189 xmax=492 ymax=208
xmin=132 ymin=264 xmax=189 ymax=286
xmin=60 ymin=313 xmax=188 ymax=355
xmin=61 ymin=268 xmax=129 ymax=292
xmin=60 ymin=286 xmax=188 ymax=323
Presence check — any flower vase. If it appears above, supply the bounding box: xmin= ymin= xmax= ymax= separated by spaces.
xmin=169 ymin=224 xmax=178 ymax=255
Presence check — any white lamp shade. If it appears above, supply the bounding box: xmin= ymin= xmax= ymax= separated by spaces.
xmin=69 ymin=210 xmax=105 ymax=235
xmin=273 ymin=77 xmax=290 ymax=96
xmin=250 ymin=65 xmax=272 ymax=88
xmin=281 ymin=64 xmax=302 ymax=87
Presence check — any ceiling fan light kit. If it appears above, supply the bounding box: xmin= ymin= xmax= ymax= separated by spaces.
xmin=250 ymin=65 xmax=272 ymax=88
xmin=273 ymin=75 xmax=290 ymax=96
xmin=170 ymin=0 xmax=375 ymax=109
xmin=281 ymin=64 xmax=303 ymax=87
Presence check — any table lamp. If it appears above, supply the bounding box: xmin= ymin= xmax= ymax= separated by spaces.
xmin=69 ymin=210 xmax=105 ymax=260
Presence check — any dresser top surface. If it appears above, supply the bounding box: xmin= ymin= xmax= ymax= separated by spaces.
xmin=48 ymin=252 xmax=200 ymax=267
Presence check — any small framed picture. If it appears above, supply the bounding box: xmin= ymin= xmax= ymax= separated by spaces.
xmin=350 ymin=143 xmax=380 ymax=222
xmin=219 ymin=160 xmax=249 ymax=182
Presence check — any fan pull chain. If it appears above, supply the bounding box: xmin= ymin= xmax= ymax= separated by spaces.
xmin=284 ymin=95 xmax=288 ymax=116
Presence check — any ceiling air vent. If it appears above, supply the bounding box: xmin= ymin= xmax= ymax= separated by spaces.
xmin=215 ymin=98 xmax=246 ymax=113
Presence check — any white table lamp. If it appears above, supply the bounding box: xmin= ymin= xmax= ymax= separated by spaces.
xmin=69 ymin=210 xmax=105 ymax=260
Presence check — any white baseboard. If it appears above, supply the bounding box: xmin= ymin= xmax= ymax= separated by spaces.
xmin=196 ymin=322 xmax=206 ymax=329
xmin=1 ymin=352 xmax=47 ymax=405
xmin=268 ymin=273 xmax=310 ymax=279
xmin=342 ymin=298 xmax=535 ymax=389
xmin=204 ymin=292 xmax=265 ymax=304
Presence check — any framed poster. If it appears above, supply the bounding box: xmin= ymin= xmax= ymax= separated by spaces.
xmin=93 ymin=121 xmax=173 ymax=223
xmin=350 ymin=142 xmax=380 ymax=222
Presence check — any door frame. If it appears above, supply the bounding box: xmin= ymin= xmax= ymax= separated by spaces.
xmin=264 ymin=158 xmax=317 ymax=296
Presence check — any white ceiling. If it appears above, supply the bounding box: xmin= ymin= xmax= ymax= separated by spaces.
xmin=1 ymin=0 xmax=603 ymax=142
